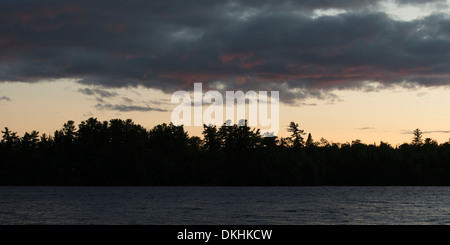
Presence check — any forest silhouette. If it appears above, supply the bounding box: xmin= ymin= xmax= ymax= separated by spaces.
xmin=1 ymin=117 xmax=450 ymax=185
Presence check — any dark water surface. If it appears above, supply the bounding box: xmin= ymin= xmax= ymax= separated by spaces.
xmin=1 ymin=186 xmax=450 ymax=225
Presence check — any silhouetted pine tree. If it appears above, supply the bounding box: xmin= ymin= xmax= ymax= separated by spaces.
xmin=2 ymin=121 xmax=450 ymax=185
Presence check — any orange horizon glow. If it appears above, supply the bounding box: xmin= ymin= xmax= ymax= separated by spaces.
xmin=2 ymin=80 xmax=450 ymax=147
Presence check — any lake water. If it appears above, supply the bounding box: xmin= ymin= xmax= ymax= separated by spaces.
xmin=1 ymin=186 xmax=450 ymax=225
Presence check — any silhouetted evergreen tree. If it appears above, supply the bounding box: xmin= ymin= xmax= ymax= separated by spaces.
xmin=202 ymin=124 xmax=221 ymax=151
xmin=77 ymin=117 xmax=109 ymax=150
xmin=148 ymin=122 xmax=189 ymax=153
xmin=21 ymin=130 xmax=39 ymax=150
xmin=1 ymin=127 xmax=19 ymax=150
xmin=412 ymin=128 xmax=423 ymax=146
xmin=2 ymin=120 xmax=450 ymax=185
xmin=287 ymin=122 xmax=305 ymax=148
xmin=305 ymin=133 xmax=314 ymax=148
xmin=261 ymin=133 xmax=278 ymax=148
xmin=217 ymin=119 xmax=261 ymax=152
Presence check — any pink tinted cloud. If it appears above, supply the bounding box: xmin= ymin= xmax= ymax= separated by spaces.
xmin=220 ymin=51 xmax=254 ymax=63
xmin=220 ymin=51 xmax=267 ymax=69
xmin=104 ymin=23 xmax=126 ymax=34
xmin=3 ymin=3 xmax=85 ymax=31
xmin=0 ymin=35 xmax=16 ymax=46
xmin=158 ymin=71 xmax=230 ymax=86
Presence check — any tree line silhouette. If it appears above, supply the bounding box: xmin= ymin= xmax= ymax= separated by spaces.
xmin=1 ymin=117 xmax=450 ymax=185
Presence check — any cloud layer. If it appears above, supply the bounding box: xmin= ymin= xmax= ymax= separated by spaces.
xmin=0 ymin=96 xmax=11 ymax=102
xmin=1 ymin=0 xmax=450 ymax=103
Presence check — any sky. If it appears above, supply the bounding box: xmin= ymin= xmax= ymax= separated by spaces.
xmin=1 ymin=0 xmax=450 ymax=146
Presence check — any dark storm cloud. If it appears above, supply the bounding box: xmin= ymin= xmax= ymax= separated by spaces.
xmin=395 ymin=0 xmax=446 ymax=5
xmin=1 ymin=0 xmax=450 ymax=103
